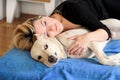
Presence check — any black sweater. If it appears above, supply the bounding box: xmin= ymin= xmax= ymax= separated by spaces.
xmin=51 ymin=0 xmax=114 ymax=39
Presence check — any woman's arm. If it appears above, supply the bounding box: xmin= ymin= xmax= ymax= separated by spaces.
xmin=86 ymin=29 xmax=109 ymax=41
xmin=67 ymin=29 xmax=108 ymax=55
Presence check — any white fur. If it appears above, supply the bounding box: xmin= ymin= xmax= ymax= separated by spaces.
xmin=31 ymin=18 xmax=120 ymax=67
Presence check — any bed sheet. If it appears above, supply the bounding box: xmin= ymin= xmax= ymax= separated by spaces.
xmin=0 ymin=40 xmax=120 ymax=80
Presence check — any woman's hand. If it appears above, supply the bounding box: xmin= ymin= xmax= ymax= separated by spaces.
xmin=67 ymin=33 xmax=92 ymax=56
xmin=67 ymin=29 xmax=109 ymax=56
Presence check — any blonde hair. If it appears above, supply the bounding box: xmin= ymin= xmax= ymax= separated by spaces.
xmin=13 ymin=16 xmax=42 ymax=50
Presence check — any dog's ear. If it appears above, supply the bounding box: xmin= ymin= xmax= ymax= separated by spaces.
xmin=34 ymin=34 xmax=48 ymax=40
xmin=32 ymin=34 xmax=37 ymax=42
xmin=34 ymin=34 xmax=41 ymax=40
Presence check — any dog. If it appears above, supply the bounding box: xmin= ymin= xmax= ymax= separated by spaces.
xmin=31 ymin=18 xmax=120 ymax=67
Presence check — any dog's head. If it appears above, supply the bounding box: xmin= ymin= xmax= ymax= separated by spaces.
xmin=31 ymin=34 xmax=67 ymax=67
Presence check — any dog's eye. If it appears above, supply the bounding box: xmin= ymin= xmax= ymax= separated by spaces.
xmin=38 ymin=56 xmax=42 ymax=60
xmin=44 ymin=44 xmax=48 ymax=50
xmin=55 ymin=52 xmax=57 ymax=56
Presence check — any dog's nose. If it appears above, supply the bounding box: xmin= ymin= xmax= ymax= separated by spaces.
xmin=48 ymin=55 xmax=58 ymax=63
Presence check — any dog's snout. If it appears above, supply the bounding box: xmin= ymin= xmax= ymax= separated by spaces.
xmin=48 ymin=55 xmax=57 ymax=63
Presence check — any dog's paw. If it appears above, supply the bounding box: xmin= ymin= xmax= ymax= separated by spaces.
xmin=99 ymin=53 xmax=120 ymax=66
xmin=108 ymin=54 xmax=120 ymax=66
xmin=109 ymin=59 xmax=120 ymax=66
xmin=107 ymin=58 xmax=120 ymax=66
xmin=108 ymin=53 xmax=120 ymax=60
xmin=99 ymin=57 xmax=120 ymax=66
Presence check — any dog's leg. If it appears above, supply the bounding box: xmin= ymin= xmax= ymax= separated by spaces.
xmin=88 ymin=41 xmax=120 ymax=66
xmin=101 ymin=19 xmax=120 ymax=40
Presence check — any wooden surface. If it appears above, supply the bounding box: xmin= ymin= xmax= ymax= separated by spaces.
xmin=31 ymin=0 xmax=50 ymax=2
xmin=0 ymin=14 xmax=37 ymax=57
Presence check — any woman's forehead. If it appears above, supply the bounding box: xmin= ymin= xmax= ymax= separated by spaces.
xmin=34 ymin=16 xmax=47 ymax=22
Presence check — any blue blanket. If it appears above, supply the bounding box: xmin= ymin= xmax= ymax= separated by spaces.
xmin=0 ymin=40 xmax=120 ymax=80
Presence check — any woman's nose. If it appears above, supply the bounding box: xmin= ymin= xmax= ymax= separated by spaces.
xmin=52 ymin=26 xmax=56 ymax=31
xmin=49 ymin=24 xmax=56 ymax=31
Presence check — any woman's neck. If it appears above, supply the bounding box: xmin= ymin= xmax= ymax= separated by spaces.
xmin=50 ymin=13 xmax=80 ymax=32
xmin=50 ymin=13 xmax=63 ymax=23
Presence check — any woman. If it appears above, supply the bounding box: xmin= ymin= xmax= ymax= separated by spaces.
xmin=13 ymin=0 xmax=120 ymax=55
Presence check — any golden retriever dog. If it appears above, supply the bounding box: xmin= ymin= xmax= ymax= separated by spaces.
xmin=30 ymin=19 xmax=120 ymax=67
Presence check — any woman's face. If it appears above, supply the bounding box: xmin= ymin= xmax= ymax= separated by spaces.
xmin=33 ymin=16 xmax=64 ymax=37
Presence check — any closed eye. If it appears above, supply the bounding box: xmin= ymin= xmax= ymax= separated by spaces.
xmin=44 ymin=21 xmax=47 ymax=26
xmin=42 ymin=20 xmax=47 ymax=27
